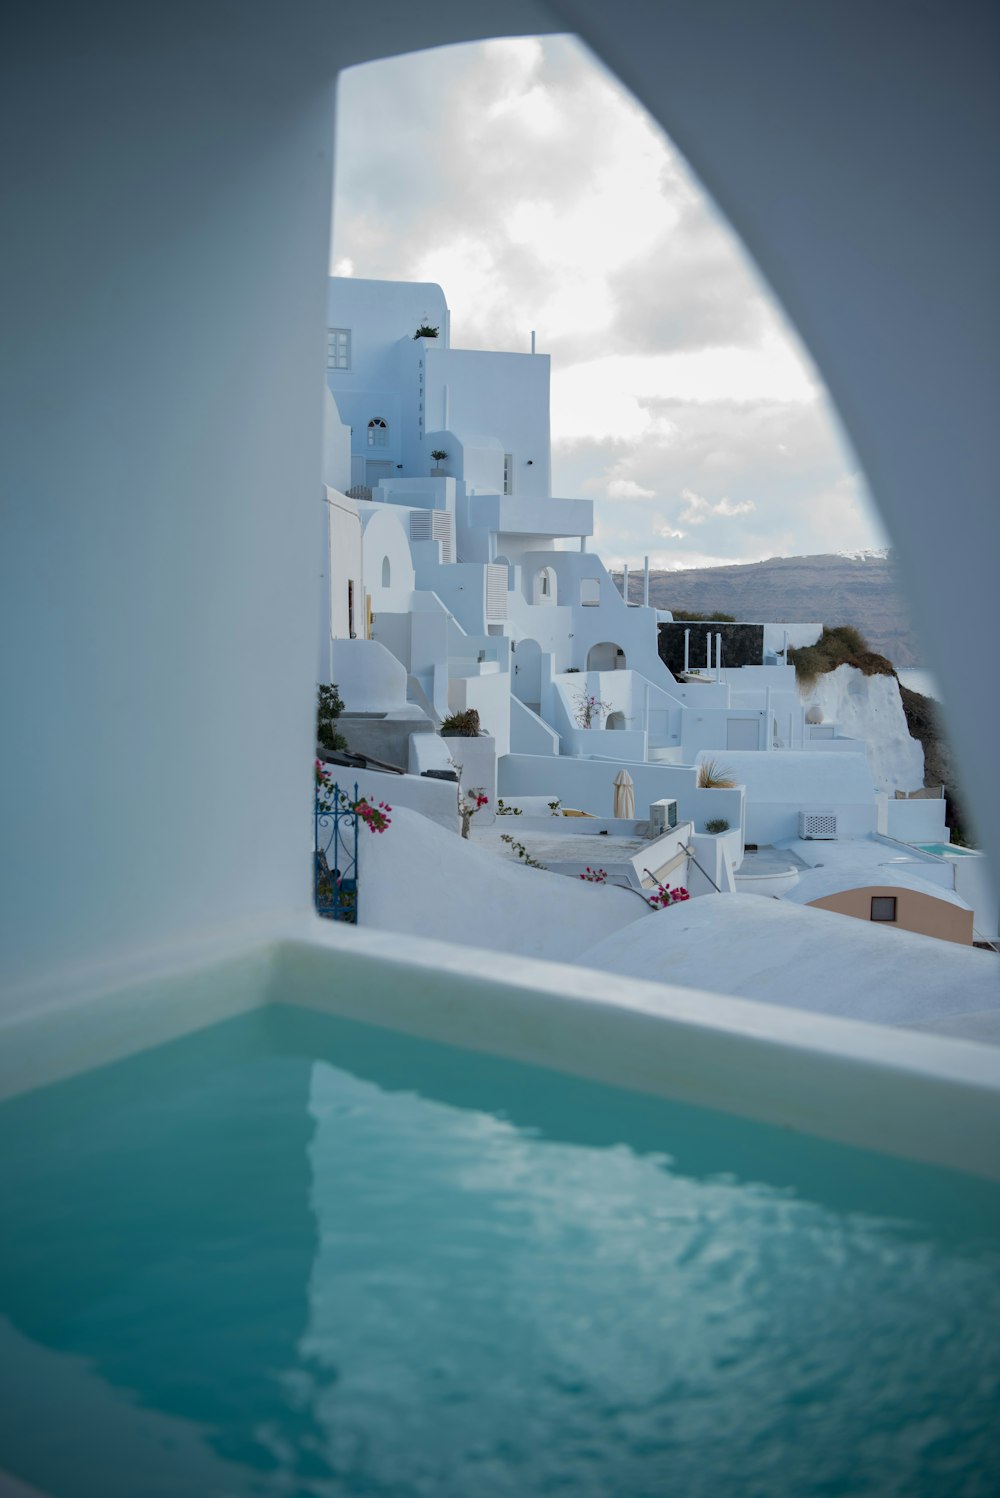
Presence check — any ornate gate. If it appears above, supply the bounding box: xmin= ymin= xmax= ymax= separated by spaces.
xmin=314 ymin=778 xmax=360 ymax=923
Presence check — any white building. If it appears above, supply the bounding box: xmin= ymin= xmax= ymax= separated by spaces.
xmin=319 ymin=275 xmax=978 ymax=928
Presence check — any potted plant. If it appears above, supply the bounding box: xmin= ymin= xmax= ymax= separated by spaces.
xmin=414 ymin=324 xmax=439 ymax=339
xmin=430 ymin=449 xmax=448 ymax=475
xmin=440 ymin=708 xmax=481 ymax=737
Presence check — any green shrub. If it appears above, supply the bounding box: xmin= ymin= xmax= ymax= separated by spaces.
xmin=670 ymin=610 xmax=737 ymax=622
xmin=788 ymin=624 xmax=896 ymax=685
xmin=440 ymin=708 xmax=482 ymax=737
xmin=317 ymin=683 xmax=347 ymax=752
xmin=705 ymin=818 xmax=730 ymax=834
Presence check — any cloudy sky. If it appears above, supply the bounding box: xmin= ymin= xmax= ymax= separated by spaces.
xmin=332 ymin=35 xmax=890 ymax=571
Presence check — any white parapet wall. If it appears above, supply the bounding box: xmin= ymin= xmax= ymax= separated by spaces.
xmin=882 ymin=796 xmax=949 ymax=843
xmin=324 ymin=766 xmax=459 ymax=834
xmin=707 ymin=751 xmax=878 ymax=846
xmin=441 ymin=733 xmax=497 ymax=819
xmin=330 ymin=638 xmax=409 ymax=714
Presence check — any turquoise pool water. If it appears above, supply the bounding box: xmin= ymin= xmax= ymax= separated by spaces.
xmin=917 ymin=842 xmax=978 ymax=857
xmin=0 ymin=1005 xmax=998 ymax=1497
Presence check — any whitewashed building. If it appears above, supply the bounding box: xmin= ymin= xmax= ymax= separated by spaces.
xmin=319 ymin=276 xmax=964 ymax=892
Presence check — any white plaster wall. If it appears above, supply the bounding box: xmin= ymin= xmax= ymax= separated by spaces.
xmin=359 ymin=807 xmax=648 ymax=960
xmin=0 ymin=1 xmax=343 ymax=999
xmin=408 ymin=732 xmax=456 ymax=780
xmin=561 ymin=727 xmax=648 ymax=761
xmin=427 ymin=430 xmax=505 ymax=495
xmin=704 ymin=751 xmax=878 ymax=846
xmin=330 ymin=639 xmax=408 ymax=714
xmin=688 ymin=828 xmax=743 ymax=893
xmin=325 ymin=489 xmax=362 ymax=645
xmin=519 ymin=553 xmax=672 ymax=684
xmin=559 ymin=0 xmax=1000 ymax=865
xmin=885 ymin=798 xmax=948 ymax=843
xmin=443 ymin=733 xmax=498 ymax=814
xmin=447 ymin=673 xmax=511 ymax=757
xmin=501 ymin=753 xmax=704 ymax=822
xmin=510 ymin=698 xmax=561 ymax=755
xmin=953 ymin=858 xmax=1000 ymax=943
xmin=326 ymin=276 xmax=449 ymax=472
xmin=322 ymin=391 xmax=352 ymax=493
xmin=356 ymin=504 xmax=416 ymax=618
xmin=332 ymin=766 xmax=459 ymax=834
xmin=424 ymin=346 xmax=551 ymax=499
xmin=415 ymin=563 xmax=489 ymax=636
xmin=680 ymin=707 xmax=766 ymax=757
xmin=799 ymin=665 xmax=924 ymax=794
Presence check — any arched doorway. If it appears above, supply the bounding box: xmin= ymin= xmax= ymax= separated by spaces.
xmin=587 ymin=641 xmax=626 ymax=672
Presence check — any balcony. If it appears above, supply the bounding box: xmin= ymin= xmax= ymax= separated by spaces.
xmin=469 ymin=493 xmax=593 ymax=539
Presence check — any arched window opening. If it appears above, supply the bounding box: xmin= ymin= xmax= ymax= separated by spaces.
xmin=587 ymin=641 xmax=626 ymax=672
xmin=533 ymin=566 xmax=557 ymax=606
xmin=367 ymin=418 xmax=388 ymax=448
xmin=381 ymin=555 xmax=391 ymax=588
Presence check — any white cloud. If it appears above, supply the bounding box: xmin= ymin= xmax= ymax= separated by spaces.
xmin=333 ymin=35 xmax=890 ymax=567
xmin=607 ymin=478 xmax=656 ymax=500
xmin=678 ymin=488 xmax=756 ymax=524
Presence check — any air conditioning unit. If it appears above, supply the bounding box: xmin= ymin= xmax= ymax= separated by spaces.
xmin=649 ymin=799 xmax=679 ymax=835
xmin=799 ymin=810 xmax=839 ymax=839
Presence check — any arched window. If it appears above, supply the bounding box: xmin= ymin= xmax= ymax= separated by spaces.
xmin=381 ymin=555 xmax=391 ymax=588
xmin=533 ymin=566 xmax=557 ymax=605
xmin=367 ymin=417 xmax=388 ymax=448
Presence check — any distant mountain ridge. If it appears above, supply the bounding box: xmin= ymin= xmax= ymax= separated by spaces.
xmin=617 ymin=552 xmax=922 ymax=666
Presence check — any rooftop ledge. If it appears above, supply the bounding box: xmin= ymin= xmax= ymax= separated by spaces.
xmin=2 ymin=916 xmax=998 ymax=1181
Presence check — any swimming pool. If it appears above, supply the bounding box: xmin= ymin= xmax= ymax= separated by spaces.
xmin=1 ymin=1004 xmax=998 ymax=1497
xmin=917 ymin=842 xmax=978 ymax=858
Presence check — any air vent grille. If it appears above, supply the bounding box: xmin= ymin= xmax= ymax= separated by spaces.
xmin=799 ymin=811 xmax=838 ymax=839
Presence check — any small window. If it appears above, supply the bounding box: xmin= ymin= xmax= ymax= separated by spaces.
xmin=503 ymin=453 xmax=513 ymax=495
xmin=381 ymin=555 xmax=391 ymax=588
xmin=540 ymin=573 xmax=549 ymax=596
xmin=871 ymin=896 xmax=897 ymax=922
xmin=347 ymin=579 xmax=355 ymax=639
xmin=367 ymin=418 xmax=388 ymax=448
xmin=327 ymin=328 xmax=350 ymax=370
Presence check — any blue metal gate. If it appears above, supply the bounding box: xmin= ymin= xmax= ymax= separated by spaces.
xmin=314 ymin=778 xmax=360 ymax=923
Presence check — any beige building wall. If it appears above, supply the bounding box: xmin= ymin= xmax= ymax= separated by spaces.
xmin=808 ymin=886 xmax=973 ymax=946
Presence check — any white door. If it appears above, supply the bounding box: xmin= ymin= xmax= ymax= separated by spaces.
xmin=513 ymin=638 xmax=542 ymax=708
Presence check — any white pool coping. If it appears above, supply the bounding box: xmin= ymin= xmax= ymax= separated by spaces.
xmin=1 ymin=914 xmax=998 ymax=1181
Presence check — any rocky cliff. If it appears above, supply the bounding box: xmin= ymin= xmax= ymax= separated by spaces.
xmin=798 ymin=665 xmax=924 ymax=795
xmin=620 ymin=552 xmax=922 ymax=665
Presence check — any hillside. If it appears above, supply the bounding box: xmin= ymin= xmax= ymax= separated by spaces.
xmin=618 ymin=552 xmax=922 ymax=665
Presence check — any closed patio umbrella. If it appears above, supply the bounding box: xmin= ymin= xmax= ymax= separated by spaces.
xmin=613 ymin=768 xmax=635 ymax=819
